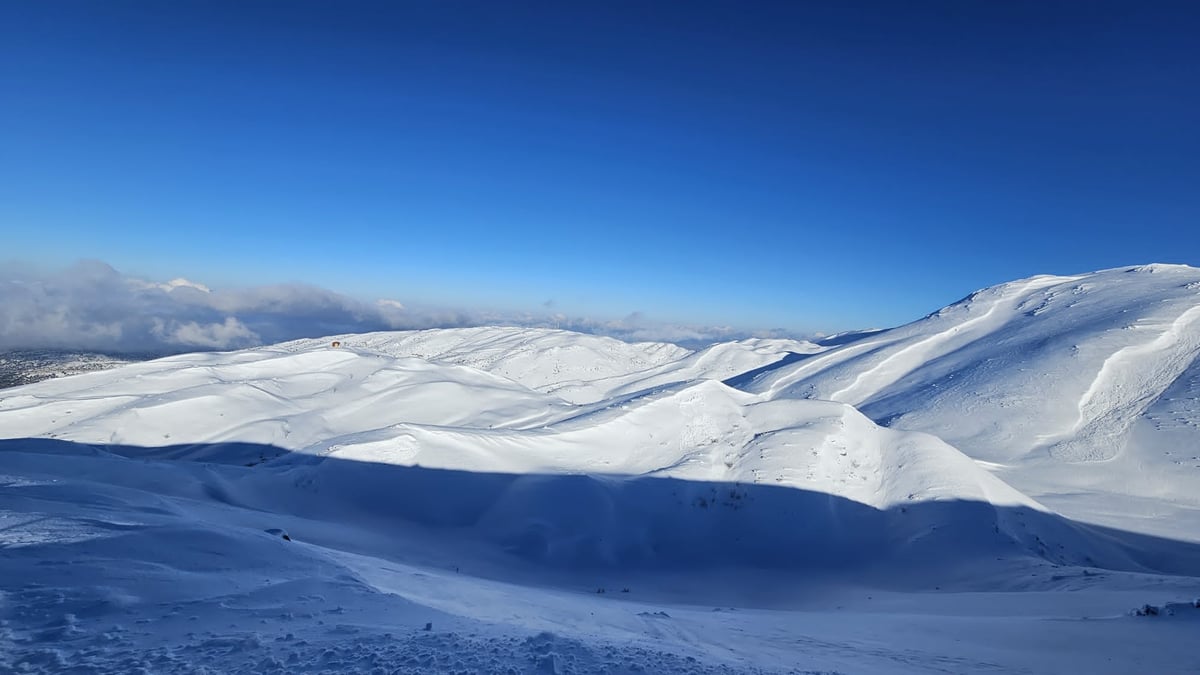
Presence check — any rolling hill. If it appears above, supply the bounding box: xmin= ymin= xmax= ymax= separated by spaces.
xmin=3 ymin=269 xmax=1200 ymax=673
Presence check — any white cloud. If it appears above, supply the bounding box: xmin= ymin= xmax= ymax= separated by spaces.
xmin=0 ymin=260 xmax=805 ymax=353
xmin=151 ymin=317 xmax=259 ymax=350
xmin=127 ymin=277 xmax=213 ymax=294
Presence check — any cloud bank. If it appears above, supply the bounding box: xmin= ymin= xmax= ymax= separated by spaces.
xmin=0 ymin=260 xmax=799 ymax=354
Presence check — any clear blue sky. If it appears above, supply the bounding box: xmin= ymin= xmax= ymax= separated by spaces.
xmin=2 ymin=1 xmax=1197 ymax=332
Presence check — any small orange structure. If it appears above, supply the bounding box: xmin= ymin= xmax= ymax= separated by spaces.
xmin=331 ymin=341 xmax=342 ymax=348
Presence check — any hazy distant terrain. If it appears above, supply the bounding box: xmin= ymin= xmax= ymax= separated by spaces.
xmin=0 ymin=350 xmax=140 ymax=389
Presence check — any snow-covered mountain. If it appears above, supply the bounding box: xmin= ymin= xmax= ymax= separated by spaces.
xmin=744 ymin=264 xmax=1200 ymax=540
xmin=3 ymin=270 xmax=1200 ymax=673
xmin=275 ymin=327 xmax=818 ymax=404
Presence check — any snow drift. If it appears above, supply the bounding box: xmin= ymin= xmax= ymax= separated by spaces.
xmin=742 ymin=265 xmax=1200 ymax=538
xmin=3 ymin=324 xmax=1190 ymax=575
xmin=5 ymin=269 xmax=1200 ymax=673
xmin=750 ymin=265 xmax=1200 ymax=463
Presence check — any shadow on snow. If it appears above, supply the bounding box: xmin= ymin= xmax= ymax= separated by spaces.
xmin=1 ymin=437 xmax=1199 ymax=580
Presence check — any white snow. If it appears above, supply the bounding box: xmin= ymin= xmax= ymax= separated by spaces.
xmin=276 ymin=327 xmax=693 ymax=403
xmin=3 ymin=276 xmax=1200 ymax=674
xmin=742 ymin=264 xmax=1200 ymax=544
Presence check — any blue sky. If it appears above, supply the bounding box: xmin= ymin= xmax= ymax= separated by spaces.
xmin=3 ymin=1 xmax=1198 ymax=333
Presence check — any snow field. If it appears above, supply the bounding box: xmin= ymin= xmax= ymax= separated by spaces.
xmin=4 ymin=270 xmax=1200 ymax=673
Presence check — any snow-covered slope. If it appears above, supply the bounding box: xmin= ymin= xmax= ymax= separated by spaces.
xmin=6 ymin=431 xmax=1197 ymax=675
xmin=284 ymin=380 xmax=1059 ymax=568
xmin=4 ymin=285 xmax=1200 ymax=673
xmin=0 ymin=347 xmax=572 ymax=457
xmin=549 ymin=337 xmax=823 ymax=404
xmin=275 ymin=327 xmax=692 ymax=402
xmin=276 ymin=327 xmax=819 ymax=405
xmin=745 ymin=264 xmax=1200 ymax=538
xmin=0 ymin=332 xmax=1179 ymax=574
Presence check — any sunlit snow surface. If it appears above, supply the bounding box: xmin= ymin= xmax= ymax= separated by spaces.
xmin=3 ymin=269 xmax=1200 ymax=674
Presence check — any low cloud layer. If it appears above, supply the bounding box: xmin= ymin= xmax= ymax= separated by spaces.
xmin=0 ymin=260 xmax=798 ymax=354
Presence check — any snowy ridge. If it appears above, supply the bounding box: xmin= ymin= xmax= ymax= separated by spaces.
xmin=0 ymin=333 xmax=1173 ymax=574
xmin=308 ymin=378 xmax=1039 ymax=513
xmin=752 ymin=273 xmax=1082 ymax=405
xmin=0 ymin=347 xmax=572 ymax=453
xmin=275 ymin=327 xmax=692 ymax=402
xmin=550 ymin=338 xmax=823 ymax=404
xmin=5 ymin=269 xmax=1200 ymax=673
xmin=825 ymin=275 xmax=1078 ymax=404
xmin=277 ymin=327 xmax=819 ymax=405
xmin=1047 ymin=302 xmax=1200 ymax=462
xmin=743 ymin=265 xmax=1200 ymax=539
xmin=749 ymin=265 xmax=1200 ymax=461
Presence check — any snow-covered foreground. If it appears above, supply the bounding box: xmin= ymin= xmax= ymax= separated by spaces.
xmin=3 ymin=267 xmax=1200 ymax=673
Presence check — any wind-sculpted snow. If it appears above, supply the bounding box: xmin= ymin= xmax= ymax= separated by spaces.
xmin=0 ymin=338 xmax=1035 ymax=517
xmin=745 ymin=264 xmax=1200 ymax=540
xmin=0 ymin=346 xmax=574 ymax=451
xmin=0 ymin=333 xmax=1187 ymax=576
xmin=4 ymin=437 xmax=1200 ymax=674
xmin=276 ymin=327 xmax=693 ymax=402
xmin=276 ymin=327 xmax=818 ymax=404
xmin=5 ymin=277 xmax=1200 ymax=673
